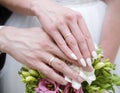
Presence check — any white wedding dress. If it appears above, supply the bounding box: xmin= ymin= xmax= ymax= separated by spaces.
xmin=1 ymin=0 xmax=120 ymax=93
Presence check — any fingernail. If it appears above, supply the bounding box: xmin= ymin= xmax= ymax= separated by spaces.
xmin=92 ymin=51 xmax=97 ymax=59
xmin=71 ymin=53 xmax=77 ymax=60
xmin=86 ymin=58 xmax=92 ymax=66
xmin=80 ymin=58 xmax=86 ymax=67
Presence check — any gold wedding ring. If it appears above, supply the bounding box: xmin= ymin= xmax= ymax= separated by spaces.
xmin=49 ymin=56 xmax=55 ymax=66
xmin=64 ymin=33 xmax=71 ymax=39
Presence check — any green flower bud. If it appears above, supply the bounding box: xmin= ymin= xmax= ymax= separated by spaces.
xmin=103 ymin=70 xmax=110 ymax=77
xmin=94 ymin=62 xmax=105 ymax=70
xmin=114 ymin=80 xmax=120 ymax=86
xmin=102 ymin=84 xmax=111 ymax=89
xmin=25 ymin=76 xmax=37 ymax=82
xmin=22 ymin=71 xmax=31 ymax=77
xmin=19 ymin=74 xmax=24 ymax=79
xmin=21 ymin=67 xmax=29 ymax=72
xmin=29 ymin=69 xmax=39 ymax=77
xmin=104 ymin=62 xmax=111 ymax=67
xmin=21 ymin=78 xmax=27 ymax=83
xmin=104 ymin=67 xmax=113 ymax=71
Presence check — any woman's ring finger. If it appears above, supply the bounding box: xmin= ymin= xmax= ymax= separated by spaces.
xmin=49 ymin=56 xmax=55 ymax=66
xmin=64 ymin=33 xmax=72 ymax=39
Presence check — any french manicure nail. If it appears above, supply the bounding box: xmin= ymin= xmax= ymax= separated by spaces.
xmin=80 ymin=58 xmax=86 ymax=67
xmin=71 ymin=53 xmax=77 ymax=60
xmin=92 ymin=51 xmax=97 ymax=59
xmin=86 ymin=58 xmax=92 ymax=66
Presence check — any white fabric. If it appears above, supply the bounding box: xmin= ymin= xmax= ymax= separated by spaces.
xmin=54 ymin=0 xmax=99 ymax=5
xmin=0 ymin=26 xmax=4 ymax=29
xmin=1 ymin=1 xmax=120 ymax=93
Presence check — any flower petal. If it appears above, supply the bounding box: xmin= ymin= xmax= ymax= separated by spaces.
xmin=36 ymin=78 xmax=59 ymax=93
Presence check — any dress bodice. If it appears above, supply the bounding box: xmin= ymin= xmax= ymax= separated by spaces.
xmin=54 ymin=0 xmax=100 ymax=5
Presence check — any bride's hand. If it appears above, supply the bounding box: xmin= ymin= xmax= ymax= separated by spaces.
xmin=0 ymin=27 xmax=90 ymax=85
xmin=32 ymin=0 xmax=97 ymax=68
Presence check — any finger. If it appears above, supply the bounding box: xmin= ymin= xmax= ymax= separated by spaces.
xmin=67 ymin=18 xmax=91 ymax=67
xmin=48 ymin=44 xmax=82 ymax=67
xmin=41 ymin=53 xmax=84 ymax=83
xmin=51 ymin=57 xmax=84 ymax=83
xmin=65 ymin=34 xmax=87 ymax=67
xmin=78 ymin=16 xmax=97 ymax=59
xmin=28 ymin=60 xmax=68 ymax=85
xmin=82 ymin=65 xmax=94 ymax=72
xmin=37 ymin=13 xmax=77 ymax=61
xmin=49 ymin=30 xmax=78 ymax=61
xmin=58 ymin=23 xmax=86 ymax=67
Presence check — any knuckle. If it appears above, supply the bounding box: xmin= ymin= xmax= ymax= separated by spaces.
xmin=82 ymin=31 xmax=91 ymax=39
xmin=85 ymin=34 xmax=91 ymax=40
xmin=43 ymin=68 xmax=53 ymax=76
xmin=56 ymin=19 xmax=65 ymax=26
xmin=80 ymin=45 xmax=90 ymax=57
xmin=46 ymin=24 xmax=56 ymax=31
xmin=57 ymin=41 xmax=66 ymax=46
xmin=56 ymin=61 xmax=65 ymax=70
xmin=81 ymin=44 xmax=88 ymax=51
xmin=68 ymin=39 xmax=77 ymax=47
xmin=56 ymin=61 xmax=67 ymax=73
xmin=78 ymin=39 xmax=88 ymax=50
xmin=68 ymin=38 xmax=77 ymax=46
xmin=65 ymin=13 xmax=76 ymax=21
xmin=78 ymin=38 xmax=86 ymax=45
xmin=43 ymin=43 xmax=49 ymax=48
xmin=43 ymin=43 xmax=54 ymax=51
xmin=61 ymin=66 xmax=67 ymax=73
xmin=76 ymin=13 xmax=83 ymax=19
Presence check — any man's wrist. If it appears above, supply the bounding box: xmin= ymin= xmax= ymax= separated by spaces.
xmin=0 ymin=26 xmax=7 ymax=54
xmin=0 ymin=26 xmax=5 ymax=54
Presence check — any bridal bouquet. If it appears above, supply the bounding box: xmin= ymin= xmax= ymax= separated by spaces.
xmin=19 ymin=47 xmax=120 ymax=93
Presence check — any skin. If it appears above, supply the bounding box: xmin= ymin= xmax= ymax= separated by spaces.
xmin=100 ymin=0 xmax=120 ymax=62
xmin=0 ymin=0 xmax=96 ymax=67
xmin=0 ymin=0 xmax=119 ymax=85
xmin=0 ymin=27 xmax=87 ymax=85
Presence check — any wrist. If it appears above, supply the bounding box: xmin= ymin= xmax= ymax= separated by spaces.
xmin=0 ymin=26 xmax=6 ymax=53
xmin=0 ymin=26 xmax=13 ymax=53
xmin=31 ymin=0 xmax=59 ymax=16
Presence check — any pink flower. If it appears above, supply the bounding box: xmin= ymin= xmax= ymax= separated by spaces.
xmin=35 ymin=78 xmax=59 ymax=93
xmin=64 ymin=83 xmax=83 ymax=93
